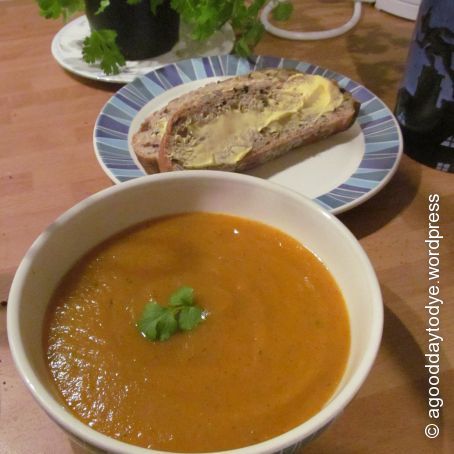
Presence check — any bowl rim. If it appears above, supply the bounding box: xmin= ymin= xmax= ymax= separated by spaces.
xmin=7 ymin=171 xmax=383 ymax=454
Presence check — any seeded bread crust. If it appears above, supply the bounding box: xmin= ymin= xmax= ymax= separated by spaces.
xmin=132 ymin=69 xmax=360 ymax=174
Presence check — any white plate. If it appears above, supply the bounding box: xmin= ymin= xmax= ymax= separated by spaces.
xmin=51 ymin=15 xmax=235 ymax=83
xmin=94 ymin=55 xmax=403 ymax=213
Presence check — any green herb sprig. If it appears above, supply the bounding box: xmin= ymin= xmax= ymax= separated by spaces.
xmin=271 ymin=1 xmax=293 ymax=21
xmin=82 ymin=29 xmax=126 ymax=75
xmin=172 ymin=0 xmax=268 ymax=57
xmin=36 ymin=0 xmax=279 ymax=74
xmin=37 ymin=0 xmax=84 ymax=21
xmin=137 ymin=286 xmax=204 ymax=341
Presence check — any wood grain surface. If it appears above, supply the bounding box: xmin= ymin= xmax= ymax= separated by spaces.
xmin=0 ymin=1 xmax=453 ymax=453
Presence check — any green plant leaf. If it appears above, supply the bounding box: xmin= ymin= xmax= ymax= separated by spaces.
xmin=82 ymin=29 xmax=126 ymax=75
xmin=171 ymin=0 xmax=264 ymax=55
xmin=179 ymin=306 xmax=203 ymax=331
xmin=169 ymin=286 xmax=194 ymax=307
xmin=248 ymin=0 xmax=267 ymax=16
xmin=137 ymin=301 xmax=179 ymax=341
xmin=137 ymin=301 xmax=166 ymax=340
xmin=38 ymin=0 xmax=269 ymax=72
xmin=233 ymin=20 xmax=264 ymax=57
xmin=234 ymin=36 xmax=251 ymax=57
xmin=37 ymin=0 xmax=84 ymax=20
xmin=95 ymin=0 xmax=110 ymax=15
xmin=272 ymin=1 xmax=293 ymax=21
xmin=155 ymin=310 xmax=179 ymax=340
xmin=37 ymin=0 xmax=62 ymax=19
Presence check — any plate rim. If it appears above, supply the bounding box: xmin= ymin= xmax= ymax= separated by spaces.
xmin=50 ymin=15 xmax=108 ymax=82
xmin=93 ymin=55 xmax=403 ymax=214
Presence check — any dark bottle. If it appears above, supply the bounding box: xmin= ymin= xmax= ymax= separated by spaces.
xmin=395 ymin=0 xmax=454 ymax=172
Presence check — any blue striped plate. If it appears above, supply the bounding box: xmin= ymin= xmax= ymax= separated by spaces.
xmin=94 ymin=55 xmax=402 ymax=214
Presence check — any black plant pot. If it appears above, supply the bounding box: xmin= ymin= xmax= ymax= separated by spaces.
xmin=85 ymin=0 xmax=180 ymax=61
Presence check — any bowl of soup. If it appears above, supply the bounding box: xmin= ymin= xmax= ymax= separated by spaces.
xmin=8 ymin=171 xmax=382 ymax=454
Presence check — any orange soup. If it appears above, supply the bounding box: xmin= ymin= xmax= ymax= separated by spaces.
xmin=44 ymin=212 xmax=350 ymax=452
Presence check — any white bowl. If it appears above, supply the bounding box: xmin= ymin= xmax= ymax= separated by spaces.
xmin=7 ymin=171 xmax=383 ymax=454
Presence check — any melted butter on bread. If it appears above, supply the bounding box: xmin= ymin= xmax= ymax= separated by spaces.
xmin=172 ymin=75 xmax=344 ymax=168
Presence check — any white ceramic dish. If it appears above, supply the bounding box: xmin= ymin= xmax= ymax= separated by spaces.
xmin=8 ymin=171 xmax=383 ymax=453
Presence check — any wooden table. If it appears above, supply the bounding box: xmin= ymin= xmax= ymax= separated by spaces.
xmin=1 ymin=1 xmax=452 ymax=452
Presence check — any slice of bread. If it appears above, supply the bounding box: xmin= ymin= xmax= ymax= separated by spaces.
xmin=133 ymin=69 xmax=360 ymax=174
xmin=132 ymin=76 xmax=260 ymax=173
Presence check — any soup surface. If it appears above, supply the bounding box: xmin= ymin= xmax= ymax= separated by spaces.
xmin=45 ymin=212 xmax=350 ymax=452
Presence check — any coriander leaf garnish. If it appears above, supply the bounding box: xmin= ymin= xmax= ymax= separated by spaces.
xmin=137 ymin=287 xmax=204 ymax=341
xmin=82 ymin=29 xmax=126 ymax=75
xmin=271 ymin=1 xmax=294 ymax=22
xmin=169 ymin=285 xmax=194 ymax=307
xmin=137 ymin=302 xmax=178 ymax=341
xmin=179 ymin=306 xmax=203 ymax=331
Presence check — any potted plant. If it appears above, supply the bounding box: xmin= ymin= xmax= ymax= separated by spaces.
xmin=37 ymin=0 xmax=293 ymax=75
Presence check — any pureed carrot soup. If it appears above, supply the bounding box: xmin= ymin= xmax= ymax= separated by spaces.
xmin=44 ymin=212 xmax=350 ymax=452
